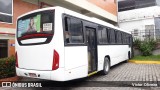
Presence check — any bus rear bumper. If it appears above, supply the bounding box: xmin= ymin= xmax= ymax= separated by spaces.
xmin=16 ymin=67 xmax=65 ymax=81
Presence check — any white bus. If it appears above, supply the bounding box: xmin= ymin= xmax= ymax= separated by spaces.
xmin=16 ymin=6 xmax=133 ymax=81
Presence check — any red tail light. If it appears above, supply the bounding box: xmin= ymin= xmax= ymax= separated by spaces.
xmin=52 ymin=50 xmax=59 ymax=70
xmin=15 ymin=52 xmax=19 ymax=67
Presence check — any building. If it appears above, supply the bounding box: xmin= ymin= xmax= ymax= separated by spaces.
xmin=0 ymin=0 xmax=118 ymax=58
xmin=118 ymin=0 xmax=160 ymax=40
xmin=0 ymin=0 xmax=38 ymax=58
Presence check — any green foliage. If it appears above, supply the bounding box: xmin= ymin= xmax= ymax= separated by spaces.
xmin=133 ymin=39 xmax=141 ymax=48
xmin=133 ymin=39 xmax=157 ymax=56
xmin=131 ymin=55 xmax=160 ymax=61
xmin=0 ymin=56 xmax=16 ymax=79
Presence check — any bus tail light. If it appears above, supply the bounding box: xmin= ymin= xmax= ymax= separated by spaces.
xmin=52 ymin=50 xmax=59 ymax=70
xmin=15 ymin=52 xmax=19 ymax=68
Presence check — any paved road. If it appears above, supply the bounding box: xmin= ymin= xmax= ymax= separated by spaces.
xmin=1 ymin=62 xmax=160 ymax=90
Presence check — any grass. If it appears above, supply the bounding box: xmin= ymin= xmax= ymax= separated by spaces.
xmin=131 ymin=55 xmax=160 ymax=61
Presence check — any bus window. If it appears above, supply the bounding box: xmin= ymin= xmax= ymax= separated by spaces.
xmin=17 ymin=10 xmax=54 ymax=45
xmin=122 ymin=33 xmax=128 ymax=44
xmin=109 ymin=29 xmax=116 ymax=44
xmin=129 ymin=35 xmax=132 ymax=46
xmin=126 ymin=34 xmax=130 ymax=45
xmin=98 ymin=26 xmax=108 ymax=44
xmin=64 ymin=17 xmax=84 ymax=44
xmin=98 ymin=26 xmax=102 ymax=43
xmin=64 ymin=17 xmax=70 ymax=43
xmin=116 ymin=31 xmax=122 ymax=44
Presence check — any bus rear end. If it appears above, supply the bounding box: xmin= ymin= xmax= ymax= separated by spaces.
xmin=15 ymin=8 xmax=65 ymax=81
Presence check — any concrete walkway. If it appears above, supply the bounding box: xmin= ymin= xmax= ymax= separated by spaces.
xmin=1 ymin=62 xmax=160 ymax=90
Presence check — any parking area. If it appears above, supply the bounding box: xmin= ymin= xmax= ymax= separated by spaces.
xmin=1 ymin=62 xmax=160 ymax=90
xmin=88 ymin=62 xmax=160 ymax=81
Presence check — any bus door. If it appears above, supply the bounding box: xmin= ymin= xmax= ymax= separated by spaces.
xmin=85 ymin=27 xmax=98 ymax=73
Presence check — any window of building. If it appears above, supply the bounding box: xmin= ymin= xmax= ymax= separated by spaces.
xmin=145 ymin=25 xmax=154 ymax=39
xmin=133 ymin=29 xmax=138 ymax=36
xmin=0 ymin=40 xmax=8 ymax=58
xmin=118 ymin=0 xmax=156 ymax=12
xmin=155 ymin=17 xmax=160 ymax=39
xmin=0 ymin=0 xmax=13 ymax=23
xmin=135 ymin=0 xmax=156 ymax=8
xmin=64 ymin=17 xmax=84 ymax=44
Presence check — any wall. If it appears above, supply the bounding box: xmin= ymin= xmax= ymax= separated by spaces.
xmin=156 ymin=0 xmax=160 ymax=6
xmin=0 ymin=0 xmax=38 ymax=57
xmin=0 ymin=0 xmax=38 ymax=29
xmin=118 ymin=6 xmax=160 ymax=23
xmin=22 ymin=0 xmax=118 ymax=23
xmin=8 ymin=39 xmax=15 ymax=57
xmin=119 ymin=18 xmax=155 ymax=32
xmin=118 ymin=6 xmax=160 ymax=40
xmin=87 ymin=0 xmax=117 ymax=16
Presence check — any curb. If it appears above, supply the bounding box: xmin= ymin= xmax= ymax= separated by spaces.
xmin=0 ymin=76 xmax=22 ymax=86
xmin=129 ymin=60 xmax=160 ymax=64
xmin=0 ymin=76 xmax=22 ymax=82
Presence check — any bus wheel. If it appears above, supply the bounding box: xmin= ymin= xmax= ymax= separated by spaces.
xmin=128 ymin=51 xmax=131 ymax=59
xmin=101 ymin=57 xmax=110 ymax=75
xmin=125 ymin=51 xmax=131 ymax=63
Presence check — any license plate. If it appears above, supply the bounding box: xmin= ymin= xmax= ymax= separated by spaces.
xmin=29 ymin=73 xmax=37 ymax=77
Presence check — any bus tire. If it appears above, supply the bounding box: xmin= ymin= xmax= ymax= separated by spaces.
xmin=128 ymin=51 xmax=131 ymax=59
xmin=101 ymin=57 xmax=110 ymax=75
xmin=125 ymin=51 xmax=131 ymax=63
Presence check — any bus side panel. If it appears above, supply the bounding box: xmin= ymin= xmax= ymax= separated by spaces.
xmin=52 ymin=8 xmax=66 ymax=68
xmin=97 ymin=45 xmax=130 ymax=71
xmin=64 ymin=46 xmax=88 ymax=79
xmin=64 ymin=65 xmax=87 ymax=81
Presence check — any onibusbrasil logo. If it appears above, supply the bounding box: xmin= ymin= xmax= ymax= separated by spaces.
xmin=1 ymin=82 xmax=42 ymax=87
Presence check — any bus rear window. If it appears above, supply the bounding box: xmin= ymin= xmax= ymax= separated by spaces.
xmin=17 ymin=10 xmax=54 ymax=45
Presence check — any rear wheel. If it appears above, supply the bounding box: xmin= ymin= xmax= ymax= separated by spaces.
xmin=128 ymin=51 xmax=131 ymax=59
xmin=101 ymin=57 xmax=110 ymax=75
xmin=125 ymin=51 xmax=131 ymax=63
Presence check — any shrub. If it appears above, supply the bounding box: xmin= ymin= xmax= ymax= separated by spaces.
xmin=133 ymin=39 xmax=141 ymax=48
xmin=133 ymin=39 xmax=157 ymax=56
xmin=139 ymin=41 xmax=152 ymax=56
xmin=0 ymin=56 xmax=16 ymax=79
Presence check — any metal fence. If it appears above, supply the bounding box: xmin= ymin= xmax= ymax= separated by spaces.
xmin=131 ymin=29 xmax=160 ymax=41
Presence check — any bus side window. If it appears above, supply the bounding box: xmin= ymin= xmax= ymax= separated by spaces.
xmin=64 ymin=17 xmax=71 ymax=43
xmin=98 ymin=26 xmax=108 ymax=44
xmin=129 ymin=35 xmax=132 ymax=46
xmin=122 ymin=32 xmax=126 ymax=44
xmin=122 ymin=33 xmax=127 ymax=44
xmin=64 ymin=17 xmax=84 ymax=44
xmin=125 ymin=34 xmax=128 ymax=44
xmin=98 ymin=26 xmax=102 ymax=44
xmin=110 ymin=29 xmax=116 ymax=44
xmin=107 ymin=29 xmax=111 ymax=43
xmin=116 ymin=31 xmax=122 ymax=44
xmin=127 ymin=34 xmax=130 ymax=45
xmin=101 ymin=28 xmax=108 ymax=43
xmin=70 ymin=18 xmax=84 ymax=43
